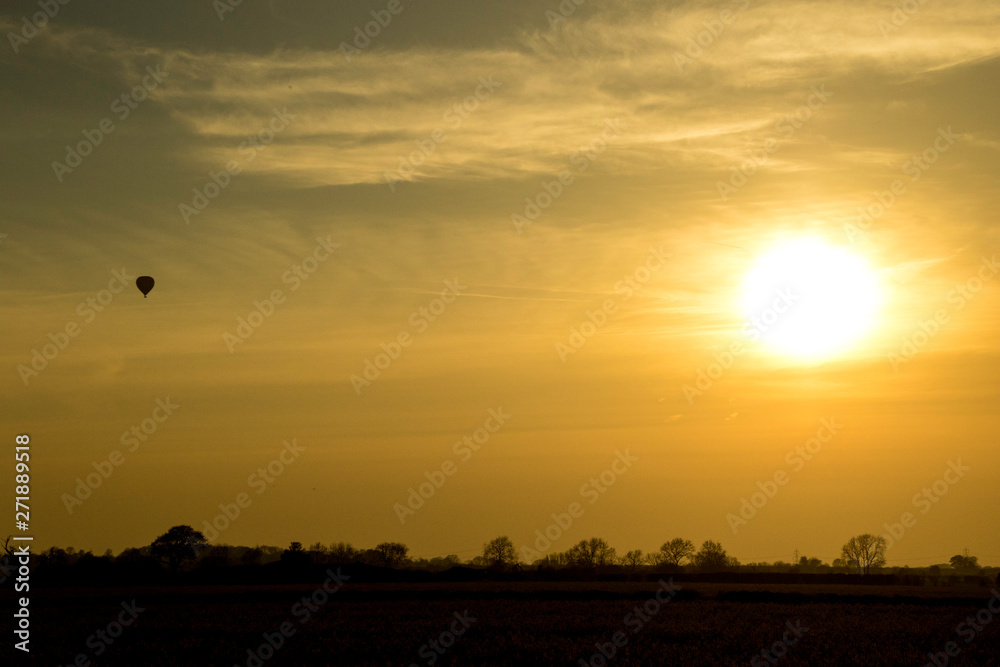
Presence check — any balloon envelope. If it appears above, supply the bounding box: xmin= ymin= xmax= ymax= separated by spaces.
xmin=136 ymin=276 xmax=155 ymax=297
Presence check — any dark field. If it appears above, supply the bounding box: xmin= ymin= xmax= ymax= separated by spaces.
xmin=8 ymin=582 xmax=1000 ymax=666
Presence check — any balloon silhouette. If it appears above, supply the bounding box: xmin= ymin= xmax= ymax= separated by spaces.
xmin=136 ymin=276 xmax=155 ymax=298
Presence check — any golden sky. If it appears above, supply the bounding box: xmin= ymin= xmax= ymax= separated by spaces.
xmin=2 ymin=0 xmax=999 ymax=566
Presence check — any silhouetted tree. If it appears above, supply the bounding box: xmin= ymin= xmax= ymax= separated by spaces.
xmin=372 ymin=542 xmax=409 ymax=568
xmin=483 ymin=536 xmax=518 ymax=568
xmin=328 ymin=542 xmax=359 ymax=564
xmin=39 ymin=546 xmax=70 ymax=568
xmin=798 ymin=556 xmax=824 ymax=572
xmin=693 ymin=540 xmax=730 ymax=572
xmin=567 ymin=538 xmax=617 ymax=567
xmin=150 ymin=526 xmax=207 ymax=571
xmin=619 ymin=549 xmax=644 ymax=570
xmin=657 ymin=538 xmax=696 ymax=567
xmin=840 ymin=534 xmax=887 ymax=575
xmin=281 ymin=541 xmax=310 ymax=567
xmin=950 ymin=554 xmax=979 ymax=572
xmin=306 ymin=542 xmax=328 ymax=564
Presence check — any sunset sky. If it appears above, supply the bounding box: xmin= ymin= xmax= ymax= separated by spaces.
xmin=2 ymin=0 xmax=999 ymax=567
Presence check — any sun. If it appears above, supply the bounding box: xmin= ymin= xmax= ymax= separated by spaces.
xmin=740 ymin=238 xmax=882 ymax=360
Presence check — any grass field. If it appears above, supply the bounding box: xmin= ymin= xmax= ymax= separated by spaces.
xmin=7 ymin=582 xmax=1000 ymax=666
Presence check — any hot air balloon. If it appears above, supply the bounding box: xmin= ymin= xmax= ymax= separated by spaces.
xmin=136 ymin=276 xmax=155 ymax=298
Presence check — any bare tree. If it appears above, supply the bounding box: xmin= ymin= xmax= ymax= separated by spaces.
xmin=372 ymin=542 xmax=409 ymax=568
xmin=1 ymin=536 xmax=14 ymax=583
xmin=840 ymin=534 xmax=887 ymax=575
xmin=482 ymin=536 xmax=518 ymax=568
xmin=619 ymin=549 xmax=645 ymax=570
xmin=306 ymin=542 xmax=328 ymax=564
xmin=657 ymin=538 xmax=696 ymax=567
xmin=567 ymin=538 xmax=617 ymax=567
xmin=328 ymin=542 xmax=359 ymax=564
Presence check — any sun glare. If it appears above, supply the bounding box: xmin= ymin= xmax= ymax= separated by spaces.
xmin=740 ymin=238 xmax=882 ymax=360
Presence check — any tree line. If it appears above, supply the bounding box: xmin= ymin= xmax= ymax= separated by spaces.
xmin=7 ymin=529 xmax=996 ymax=581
